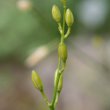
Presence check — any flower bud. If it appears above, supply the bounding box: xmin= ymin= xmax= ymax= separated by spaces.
xmin=57 ymin=74 xmax=63 ymax=93
xmin=54 ymin=70 xmax=63 ymax=93
xmin=54 ymin=69 xmax=59 ymax=87
xmin=58 ymin=42 xmax=67 ymax=63
xmin=32 ymin=70 xmax=43 ymax=92
xmin=65 ymin=9 xmax=74 ymax=27
xmin=52 ymin=5 xmax=61 ymax=23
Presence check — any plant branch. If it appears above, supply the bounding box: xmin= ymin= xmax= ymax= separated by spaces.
xmin=41 ymin=91 xmax=50 ymax=106
xmin=64 ymin=27 xmax=71 ymax=39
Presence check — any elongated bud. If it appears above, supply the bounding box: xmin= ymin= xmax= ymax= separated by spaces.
xmin=58 ymin=42 xmax=67 ymax=63
xmin=54 ymin=69 xmax=59 ymax=87
xmin=65 ymin=9 xmax=74 ymax=27
xmin=54 ymin=70 xmax=63 ymax=93
xmin=32 ymin=70 xmax=43 ymax=92
xmin=52 ymin=5 xmax=61 ymax=23
xmin=57 ymin=74 xmax=63 ymax=93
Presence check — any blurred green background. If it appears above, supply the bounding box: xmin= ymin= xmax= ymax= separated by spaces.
xmin=0 ymin=0 xmax=110 ymax=110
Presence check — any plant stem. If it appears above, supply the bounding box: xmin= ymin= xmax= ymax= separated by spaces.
xmin=51 ymin=59 xmax=62 ymax=108
xmin=51 ymin=3 xmax=67 ymax=110
xmin=62 ymin=5 xmax=66 ymax=37
xmin=41 ymin=91 xmax=50 ymax=106
xmin=61 ymin=4 xmax=66 ymax=43
xmin=64 ymin=27 xmax=71 ymax=39
xmin=54 ymin=89 xmax=60 ymax=107
xmin=51 ymin=61 xmax=65 ymax=109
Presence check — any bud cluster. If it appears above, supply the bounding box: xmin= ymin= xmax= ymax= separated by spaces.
xmin=31 ymin=1 xmax=74 ymax=110
xmin=51 ymin=2 xmax=74 ymax=105
xmin=52 ymin=4 xmax=74 ymax=29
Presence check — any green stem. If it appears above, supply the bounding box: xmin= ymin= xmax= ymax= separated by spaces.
xmin=51 ymin=3 xmax=67 ymax=110
xmin=58 ymin=23 xmax=63 ymax=35
xmin=41 ymin=91 xmax=50 ymax=106
xmin=49 ymin=105 xmax=54 ymax=110
xmin=62 ymin=5 xmax=66 ymax=37
xmin=61 ymin=4 xmax=66 ymax=43
xmin=51 ymin=61 xmax=65 ymax=110
xmin=51 ymin=61 xmax=62 ymax=108
xmin=64 ymin=27 xmax=71 ymax=39
xmin=54 ymin=92 xmax=60 ymax=108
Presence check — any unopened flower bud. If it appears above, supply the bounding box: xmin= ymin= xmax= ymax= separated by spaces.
xmin=54 ymin=70 xmax=63 ymax=93
xmin=32 ymin=70 xmax=43 ymax=92
xmin=52 ymin=5 xmax=61 ymax=23
xmin=65 ymin=9 xmax=74 ymax=27
xmin=54 ymin=69 xmax=59 ymax=87
xmin=57 ymin=74 xmax=63 ymax=93
xmin=58 ymin=42 xmax=67 ymax=63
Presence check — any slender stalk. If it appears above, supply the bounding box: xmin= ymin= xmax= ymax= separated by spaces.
xmin=64 ymin=27 xmax=71 ymax=39
xmin=41 ymin=91 xmax=50 ymax=106
xmin=58 ymin=23 xmax=63 ymax=35
xmin=61 ymin=4 xmax=66 ymax=43
xmin=62 ymin=5 xmax=66 ymax=36
xmin=51 ymin=61 xmax=65 ymax=109
xmin=50 ymin=3 xmax=67 ymax=110
xmin=54 ymin=92 xmax=60 ymax=108
xmin=51 ymin=59 xmax=62 ymax=109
